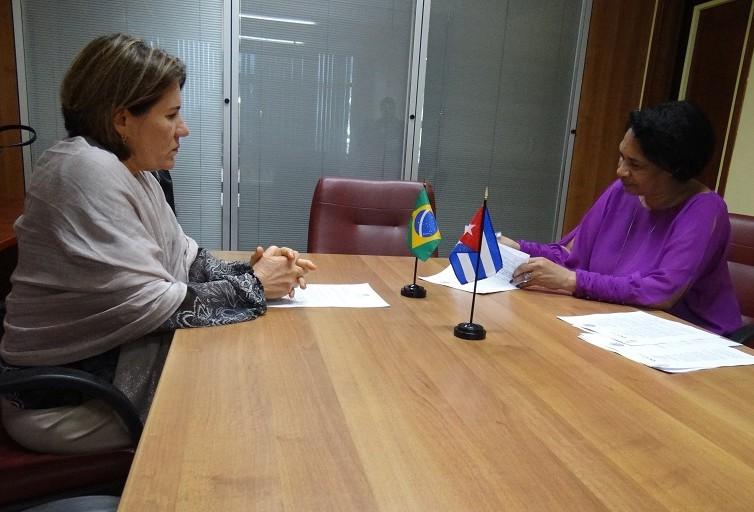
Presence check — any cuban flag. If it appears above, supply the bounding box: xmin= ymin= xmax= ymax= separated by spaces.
xmin=449 ymin=206 xmax=503 ymax=284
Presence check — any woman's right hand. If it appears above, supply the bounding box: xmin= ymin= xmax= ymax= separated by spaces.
xmin=250 ymin=246 xmax=317 ymax=299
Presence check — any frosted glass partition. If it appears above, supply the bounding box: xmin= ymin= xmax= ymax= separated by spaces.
xmin=235 ymin=0 xmax=415 ymax=250
xmin=20 ymin=0 xmax=225 ymax=248
xmin=18 ymin=0 xmax=586 ymax=253
xmin=418 ymin=0 xmax=584 ymax=254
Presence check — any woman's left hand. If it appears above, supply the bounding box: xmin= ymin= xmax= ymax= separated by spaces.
xmin=275 ymin=247 xmax=317 ymax=291
xmin=511 ymin=257 xmax=577 ymax=293
xmin=250 ymin=246 xmax=317 ymax=297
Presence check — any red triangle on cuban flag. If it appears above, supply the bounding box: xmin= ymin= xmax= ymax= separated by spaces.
xmin=458 ymin=207 xmax=483 ymax=249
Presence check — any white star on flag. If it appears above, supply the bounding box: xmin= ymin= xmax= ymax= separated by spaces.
xmin=463 ymin=223 xmax=475 ymax=235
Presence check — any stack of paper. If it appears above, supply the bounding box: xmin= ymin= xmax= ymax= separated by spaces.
xmin=558 ymin=311 xmax=754 ymax=373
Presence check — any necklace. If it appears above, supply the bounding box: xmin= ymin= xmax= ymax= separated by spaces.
xmin=615 ymin=201 xmax=657 ymax=269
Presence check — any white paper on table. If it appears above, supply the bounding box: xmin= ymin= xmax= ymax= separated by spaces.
xmin=419 ymin=243 xmax=530 ymax=294
xmin=578 ymin=332 xmax=626 ymax=353
xmin=575 ymin=321 xmax=750 ymax=373
xmin=558 ymin=310 xmax=730 ymax=345
xmin=267 ymin=283 xmax=389 ymax=308
xmin=615 ymin=343 xmax=754 ymax=373
xmin=579 ymin=332 xmax=739 ymax=351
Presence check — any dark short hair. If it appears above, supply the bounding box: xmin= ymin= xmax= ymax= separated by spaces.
xmin=628 ymin=100 xmax=715 ymax=182
xmin=60 ymin=33 xmax=186 ymax=160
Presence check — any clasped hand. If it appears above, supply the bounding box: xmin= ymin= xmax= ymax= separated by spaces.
xmin=250 ymin=245 xmax=317 ymax=299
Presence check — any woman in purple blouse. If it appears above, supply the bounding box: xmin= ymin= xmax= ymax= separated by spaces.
xmin=502 ymin=101 xmax=741 ymax=335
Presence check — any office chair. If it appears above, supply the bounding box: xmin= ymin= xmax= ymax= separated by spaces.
xmin=728 ymin=213 xmax=754 ymax=346
xmin=151 ymin=170 xmax=176 ymax=215
xmin=18 ymin=495 xmax=119 ymax=512
xmin=0 ymin=364 xmax=141 ymax=510
xmin=307 ymin=177 xmax=438 ymax=256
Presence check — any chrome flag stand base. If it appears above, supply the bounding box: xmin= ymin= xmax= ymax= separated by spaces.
xmin=454 ymin=322 xmax=486 ymax=340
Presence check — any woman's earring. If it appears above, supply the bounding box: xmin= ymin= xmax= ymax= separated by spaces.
xmin=121 ymin=135 xmax=128 ymax=145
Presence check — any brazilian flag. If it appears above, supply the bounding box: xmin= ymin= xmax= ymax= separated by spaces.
xmin=408 ymin=188 xmax=441 ymax=261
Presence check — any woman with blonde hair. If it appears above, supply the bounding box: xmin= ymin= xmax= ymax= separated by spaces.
xmin=1 ymin=33 xmax=315 ymax=453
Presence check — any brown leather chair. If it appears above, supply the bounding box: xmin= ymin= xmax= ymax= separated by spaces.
xmin=728 ymin=213 xmax=754 ymax=345
xmin=307 ymin=177 xmax=438 ymax=256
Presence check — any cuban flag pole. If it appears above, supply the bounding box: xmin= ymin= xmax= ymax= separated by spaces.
xmin=450 ymin=188 xmax=502 ymax=340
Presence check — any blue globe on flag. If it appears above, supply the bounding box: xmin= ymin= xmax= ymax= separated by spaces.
xmin=414 ymin=209 xmax=437 ymax=237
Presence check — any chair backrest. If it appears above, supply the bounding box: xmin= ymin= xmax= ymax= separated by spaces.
xmin=0 ymin=422 xmax=133 ymax=507
xmin=151 ymin=170 xmax=176 ymax=215
xmin=0 ymin=364 xmax=139 ymax=508
xmin=728 ymin=213 xmax=754 ymax=325
xmin=307 ymin=177 xmax=437 ymax=256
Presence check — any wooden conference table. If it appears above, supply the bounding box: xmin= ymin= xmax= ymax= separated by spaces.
xmin=119 ymin=253 xmax=754 ymax=511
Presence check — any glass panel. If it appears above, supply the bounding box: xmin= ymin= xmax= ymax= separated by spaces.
xmin=236 ymin=0 xmax=416 ymax=250
xmin=21 ymin=0 xmax=225 ymax=248
xmin=419 ymin=0 xmax=584 ymax=254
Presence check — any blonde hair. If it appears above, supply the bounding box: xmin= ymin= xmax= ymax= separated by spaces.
xmin=61 ymin=33 xmax=186 ymax=160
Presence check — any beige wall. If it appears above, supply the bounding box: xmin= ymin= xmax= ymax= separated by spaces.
xmin=725 ymin=58 xmax=754 ymax=216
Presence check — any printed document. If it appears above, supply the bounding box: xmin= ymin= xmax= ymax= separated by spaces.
xmin=558 ymin=310 xmax=725 ymax=345
xmin=267 ymin=283 xmax=389 ymax=308
xmin=560 ymin=311 xmax=754 ymax=373
xmin=420 ymin=244 xmax=530 ymax=294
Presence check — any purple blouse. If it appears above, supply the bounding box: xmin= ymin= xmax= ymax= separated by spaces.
xmin=519 ymin=180 xmax=741 ymax=335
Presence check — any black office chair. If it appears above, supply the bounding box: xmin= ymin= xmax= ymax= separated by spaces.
xmin=151 ymin=170 xmax=176 ymax=215
xmin=19 ymin=495 xmax=119 ymax=512
xmin=0 ymin=361 xmax=141 ymax=510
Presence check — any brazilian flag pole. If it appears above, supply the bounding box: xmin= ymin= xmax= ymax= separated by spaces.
xmin=401 ymin=183 xmax=441 ymax=298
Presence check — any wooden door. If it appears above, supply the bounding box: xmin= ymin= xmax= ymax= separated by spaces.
xmin=562 ymin=0 xmax=656 ymax=234
xmin=0 ymin=0 xmax=22 ymax=297
xmin=0 ymin=0 xmax=24 ymax=203
xmin=563 ymin=0 xmax=754 ymax=235
xmin=680 ymin=0 xmax=754 ymax=192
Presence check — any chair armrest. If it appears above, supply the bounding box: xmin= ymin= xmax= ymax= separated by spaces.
xmin=0 ymin=367 xmax=142 ymax=444
xmin=729 ymin=324 xmax=754 ymax=347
